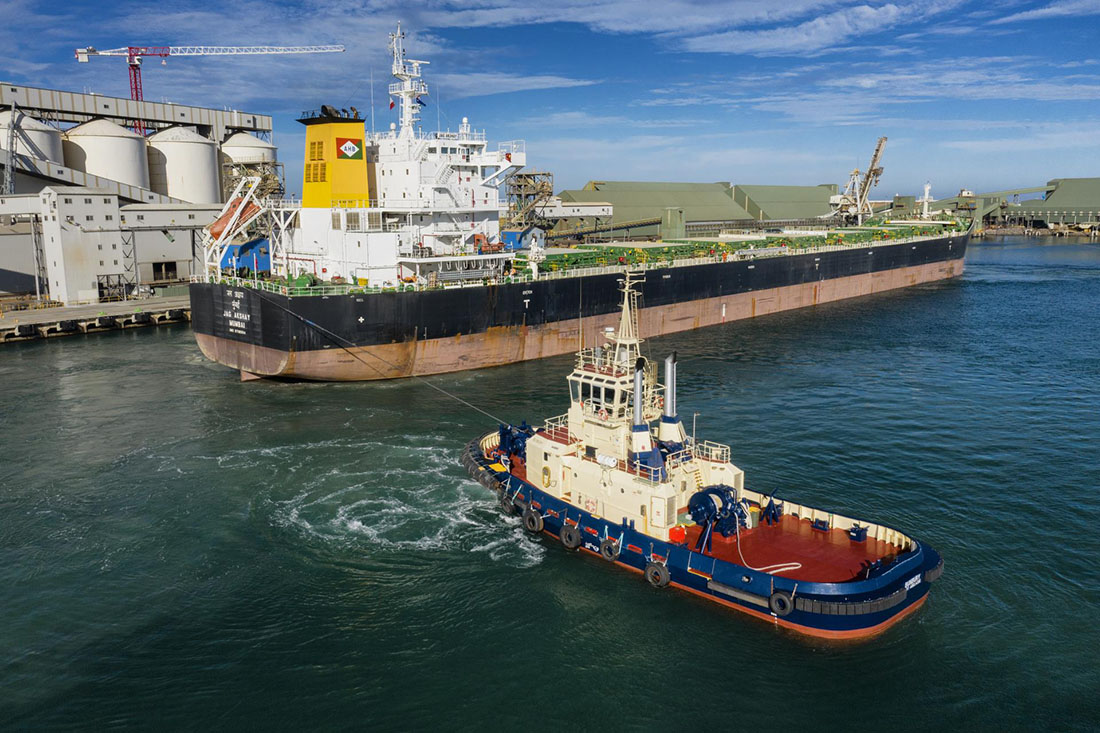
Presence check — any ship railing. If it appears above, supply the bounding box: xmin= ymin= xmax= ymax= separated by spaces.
xmin=686 ymin=437 xmax=731 ymax=463
xmin=574 ymin=452 xmax=662 ymax=484
xmin=628 ymin=461 xmax=663 ymax=484
xmin=580 ymin=400 xmax=629 ymax=422
xmin=374 ymin=128 xmax=489 ymax=143
xmin=478 ymin=431 xmax=501 ymax=455
xmin=432 ymin=130 xmax=487 ymax=142
xmin=574 ymin=348 xmax=630 ymax=377
xmin=207 ymin=230 xmax=965 ymax=298
xmin=266 ymin=197 xmax=303 ymax=209
xmin=542 ymin=414 xmax=576 ymax=445
xmin=515 ymin=230 xmax=964 ymax=281
xmin=736 ymin=485 xmax=915 ymax=551
xmin=331 ymin=198 xmax=382 ymax=209
xmin=498 ymin=140 xmax=525 ymax=154
xmin=209 ymin=275 xmax=418 ymax=298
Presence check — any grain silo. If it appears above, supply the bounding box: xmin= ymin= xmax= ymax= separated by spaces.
xmin=147 ymin=126 xmax=221 ymax=204
xmin=0 ymin=109 xmax=64 ymax=165
xmin=221 ymin=132 xmax=277 ymax=164
xmin=62 ymin=119 xmax=150 ymax=189
xmin=220 ymin=131 xmax=283 ymax=199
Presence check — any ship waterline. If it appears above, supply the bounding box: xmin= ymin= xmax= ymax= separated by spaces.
xmin=190 ymin=237 xmax=966 ymax=381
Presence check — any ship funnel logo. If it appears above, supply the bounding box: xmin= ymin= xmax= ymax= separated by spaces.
xmin=337 ymin=138 xmax=363 ymax=160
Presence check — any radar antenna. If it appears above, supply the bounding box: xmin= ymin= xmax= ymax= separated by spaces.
xmin=388 ymin=23 xmax=429 ymax=137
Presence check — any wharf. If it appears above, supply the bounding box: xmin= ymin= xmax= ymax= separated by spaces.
xmin=0 ymin=296 xmax=191 ymax=344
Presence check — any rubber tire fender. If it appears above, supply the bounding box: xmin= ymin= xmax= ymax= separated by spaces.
xmin=645 ymin=562 xmax=670 ymax=588
xmin=499 ymin=489 xmax=517 ymax=516
xmin=560 ymin=524 xmax=582 ymax=551
xmin=769 ymin=590 xmax=794 ymax=617
xmin=599 ymin=538 xmax=620 ymax=562
xmin=522 ymin=507 xmax=544 ymax=534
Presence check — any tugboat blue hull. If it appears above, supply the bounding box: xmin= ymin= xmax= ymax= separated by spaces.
xmin=463 ymin=439 xmax=942 ymax=640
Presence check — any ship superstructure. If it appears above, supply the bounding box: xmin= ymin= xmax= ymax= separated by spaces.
xmin=219 ymin=23 xmax=526 ymax=290
xmin=463 ymin=276 xmax=945 ymax=639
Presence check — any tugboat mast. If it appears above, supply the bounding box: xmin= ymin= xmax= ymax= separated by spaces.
xmin=611 ymin=272 xmax=644 ymax=367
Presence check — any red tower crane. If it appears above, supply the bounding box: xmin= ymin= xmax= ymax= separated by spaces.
xmin=75 ymin=44 xmax=345 ymax=134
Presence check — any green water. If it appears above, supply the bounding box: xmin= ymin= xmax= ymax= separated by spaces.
xmin=2 ymin=238 xmax=1098 ymax=730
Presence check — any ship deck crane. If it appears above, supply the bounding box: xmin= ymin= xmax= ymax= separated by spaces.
xmin=75 ymin=44 xmax=345 ymax=134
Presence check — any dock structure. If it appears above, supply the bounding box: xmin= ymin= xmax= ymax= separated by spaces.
xmin=0 ymin=295 xmax=190 ymax=344
xmin=0 ymin=83 xmax=271 ymax=141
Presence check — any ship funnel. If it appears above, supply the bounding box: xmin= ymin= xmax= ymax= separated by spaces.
xmin=633 ymin=357 xmax=645 ymax=426
xmin=663 ymin=352 xmax=677 ymax=419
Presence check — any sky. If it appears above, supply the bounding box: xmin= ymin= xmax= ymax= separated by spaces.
xmin=2 ymin=0 xmax=1099 ymax=198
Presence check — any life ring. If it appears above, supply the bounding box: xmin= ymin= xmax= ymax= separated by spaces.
xmin=645 ymin=562 xmax=670 ymax=588
xmin=599 ymin=538 xmax=620 ymax=562
xmin=598 ymin=407 xmax=609 ymax=421
xmin=541 ymin=466 xmax=551 ymax=489
xmin=560 ymin=524 xmax=582 ymax=550
xmin=769 ymin=590 xmax=794 ymax=617
xmin=523 ymin=507 xmax=544 ymax=534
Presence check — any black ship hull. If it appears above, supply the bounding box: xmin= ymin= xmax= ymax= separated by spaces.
xmin=189 ymin=233 xmax=968 ymax=380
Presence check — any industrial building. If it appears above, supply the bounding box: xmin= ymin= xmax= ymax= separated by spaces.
xmin=1 ymin=83 xmax=279 ymax=304
xmin=555 ymin=180 xmax=843 ymax=237
xmin=1000 ymin=178 xmax=1100 ymax=228
xmin=731 ymin=184 xmax=837 ymax=221
xmin=0 ymin=188 xmax=221 ymax=302
xmin=927 ymin=178 xmax=1100 ymax=230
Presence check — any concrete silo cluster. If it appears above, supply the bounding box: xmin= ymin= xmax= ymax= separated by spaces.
xmin=1 ymin=84 xmax=279 ymax=205
xmin=0 ymin=82 xmax=277 ymax=304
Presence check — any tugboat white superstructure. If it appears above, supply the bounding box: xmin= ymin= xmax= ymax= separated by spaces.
xmin=463 ymin=274 xmax=944 ymax=639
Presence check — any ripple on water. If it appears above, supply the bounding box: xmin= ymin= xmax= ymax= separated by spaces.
xmin=3 ymin=240 xmax=1100 ymax=729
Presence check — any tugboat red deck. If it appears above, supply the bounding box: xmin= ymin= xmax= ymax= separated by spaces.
xmin=684 ymin=516 xmax=900 ymax=583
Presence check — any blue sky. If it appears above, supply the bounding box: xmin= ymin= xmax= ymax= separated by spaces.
xmin=2 ymin=0 xmax=1099 ymax=198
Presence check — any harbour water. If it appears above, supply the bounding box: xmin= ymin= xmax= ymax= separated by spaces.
xmin=2 ymin=237 xmax=1098 ymax=729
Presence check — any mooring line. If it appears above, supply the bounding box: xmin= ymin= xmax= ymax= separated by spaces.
xmin=246 ymin=288 xmax=509 ymax=425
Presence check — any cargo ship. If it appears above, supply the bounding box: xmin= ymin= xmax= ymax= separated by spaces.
xmin=462 ymin=274 xmax=944 ymax=639
xmin=189 ymin=25 xmax=971 ymax=381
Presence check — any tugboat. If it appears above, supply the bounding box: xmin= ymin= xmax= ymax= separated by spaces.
xmin=462 ymin=273 xmax=944 ymax=639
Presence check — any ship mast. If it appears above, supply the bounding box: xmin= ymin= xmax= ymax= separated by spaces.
xmin=388 ymin=23 xmax=429 ymax=138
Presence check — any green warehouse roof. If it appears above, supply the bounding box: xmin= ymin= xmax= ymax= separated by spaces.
xmin=559 ymin=181 xmax=753 ymax=226
xmin=732 ymin=184 xmax=838 ymax=220
xmin=1015 ymin=178 xmax=1100 ymax=210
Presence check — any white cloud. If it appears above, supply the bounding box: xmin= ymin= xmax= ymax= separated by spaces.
xmin=516 ymin=110 xmax=703 ymax=129
xmin=684 ymin=3 xmax=911 ymax=55
xmin=434 ymin=72 xmax=598 ymax=98
xmin=941 ymin=121 xmax=1100 ymax=151
xmin=419 ymin=0 xmax=847 ymax=36
xmin=991 ymin=0 xmax=1100 ymax=24
xmin=639 ymin=55 xmax=1100 ymax=128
